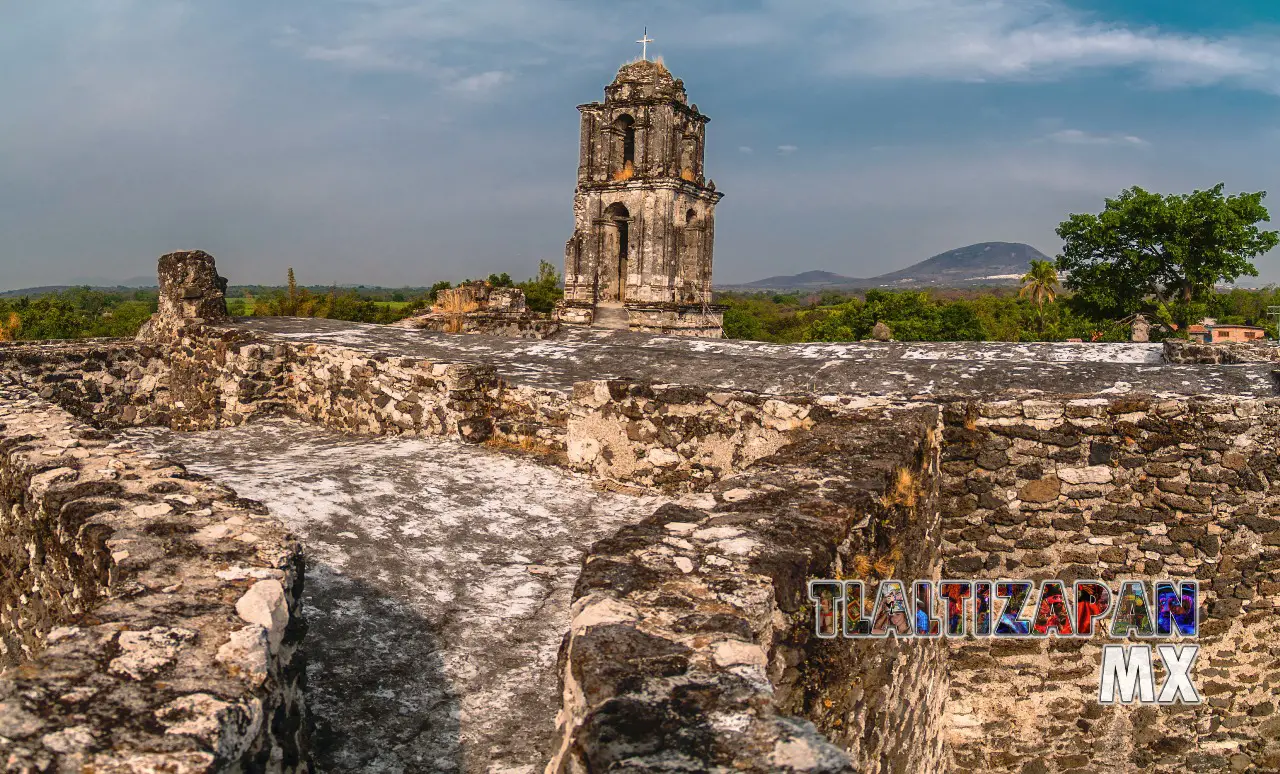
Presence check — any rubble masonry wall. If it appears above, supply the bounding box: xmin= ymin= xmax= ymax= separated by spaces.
xmin=4 ymin=327 xmax=1280 ymax=772
xmin=549 ymin=399 xmax=946 ymax=773
xmin=940 ymin=396 xmax=1280 ymax=773
xmin=0 ymin=380 xmax=307 ymax=772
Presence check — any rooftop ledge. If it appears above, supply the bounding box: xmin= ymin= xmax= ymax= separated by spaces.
xmin=221 ymin=317 xmax=1279 ymax=399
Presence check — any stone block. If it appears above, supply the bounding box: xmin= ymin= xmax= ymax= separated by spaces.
xmin=1057 ymin=466 xmax=1112 ymax=485
xmin=1018 ymin=476 xmax=1061 ymax=504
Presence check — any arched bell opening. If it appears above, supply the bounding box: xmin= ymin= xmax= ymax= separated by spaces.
xmin=611 ymin=115 xmax=636 ymax=180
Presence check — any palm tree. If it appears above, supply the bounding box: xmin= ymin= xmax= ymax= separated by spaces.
xmin=1020 ymin=260 xmax=1060 ymax=335
xmin=1020 ymin=260 xmax=1060 ymax=310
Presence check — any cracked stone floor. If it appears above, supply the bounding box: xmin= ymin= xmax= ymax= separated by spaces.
xmin=121 ymin=418 xmax=664 ymax=774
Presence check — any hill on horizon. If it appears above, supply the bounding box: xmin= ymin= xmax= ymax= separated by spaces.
xmin=733 ymin=269 xmax=860 ymax=289
xmin=8 ymin=242 xmax=1065 ymax=297
xmin=728 ymin=242 xmax=1051 ymax=290
xmin=0 ymin=282 xmax=436 ymax=298
xmin=0 ymin=283 xmax=157 ymax=298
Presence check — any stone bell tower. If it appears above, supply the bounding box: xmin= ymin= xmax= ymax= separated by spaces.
xmin=555 ymin=54 xmax=726 ymax=337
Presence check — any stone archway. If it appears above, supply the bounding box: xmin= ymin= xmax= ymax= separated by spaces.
xmin=601 ymin=202 xmax=630 ymax=302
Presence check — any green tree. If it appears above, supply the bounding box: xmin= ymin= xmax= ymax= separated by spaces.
xmin=722 ymin=306 xmax=764 ymax=340
xmin=12 ymin=296 xmax=86 ymax=340
xmin=937 ymin=301 xmax=987 ymax=341
xmin=427 ymin=281 xmax=453 ymax=302
xmin=1056 ymin=184 xmax=1279 ymax=325
xmin=517 ymin=261 xmax=563 ymax=314
xmin=1019 ymin=260 xmax=1059 ymax=310
xmin=1019 ymin=259 xmax=1060 ymax=333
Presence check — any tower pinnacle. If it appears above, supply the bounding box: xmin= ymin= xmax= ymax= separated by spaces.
xmin=636 ymin=27 xmax=654 ymax=61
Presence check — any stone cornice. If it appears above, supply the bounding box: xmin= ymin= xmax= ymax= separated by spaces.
xmin=578 ymin=100 xmax=711 ymax=123
xmin=577 ymin=178 xmax=725 ymax=201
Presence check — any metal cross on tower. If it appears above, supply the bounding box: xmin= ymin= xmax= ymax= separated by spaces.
xmin=637 ymin=27 xmax=654 ymax=60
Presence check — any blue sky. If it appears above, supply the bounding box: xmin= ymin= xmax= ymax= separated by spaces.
xmin=2 ymin=0 xmax=1279 ymax=289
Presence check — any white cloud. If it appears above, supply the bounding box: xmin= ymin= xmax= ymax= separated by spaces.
xmin=3 ymin=1 xmax=1278 ymax=289
xmin=685 ymin=0 xmax=1280 ymax=93
xmin=777 ymin=144 xmax=798 ymax=155
xmin=279 ymin=0 xmax=590 ymax=82
xmin=288 ymin=0 xmax=1280 ymax=96
xmin=738 ymin=146 xmax=754 ymax=154
xmin=449 ymin=70 xmax=510 ymax=94
xmin=302 ymin=43 xmax=424 ymax=73
xmin=1044 ymin=129 xmax=1149 ymax=146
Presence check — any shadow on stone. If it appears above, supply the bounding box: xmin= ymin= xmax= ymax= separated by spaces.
xmin=303 ymin=565 xmax=461 ymax=774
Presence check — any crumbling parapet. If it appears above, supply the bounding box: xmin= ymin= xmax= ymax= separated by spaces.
xmin=137 ymin=250 xmax=229 ymax=341
xmin=396 ymin=282 xmax=560 ymax=339
xmin=551 ymin=300 xmax=594 ymax=327
xmin=433 ymin=281 xmax=527 ymax=315
xmin=0 ymin=339 xmax=172 ymax=426
xmin=564 ymin=380 xmax=815 ymax=489
xmin=622 ymin=302 xmax=727 ymax=338
xmin=548 ymin=401 xmax=946 ymax=773
xmin=1163 ymin=337 xmax=1280 ymax=364
xmin=0 ymin=383 xmax=308 ymax=771
xmin=0 ymin=327 xmax=554 ymax=447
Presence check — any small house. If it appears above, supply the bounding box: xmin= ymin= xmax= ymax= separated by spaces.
xmin=1188 ymin=323 xmax=1267 ymax=344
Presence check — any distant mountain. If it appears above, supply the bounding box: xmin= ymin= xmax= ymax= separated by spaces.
xmin=0 ymin=282 xmax=435 ymax=299
xmin=0 ymin=282 xmax=157 ymax=298
xmin=1 ymin=276 xmax=159 ymax=297
xmin=868 ymin=242 xmax=1050 ymax=286
xmin=726 ymin=242 xmax=1050 ymax=290
xmin=65 ymin=275 xmax=157 ymax=288
xmin=737 ymin=270 xmax=860 ymax=289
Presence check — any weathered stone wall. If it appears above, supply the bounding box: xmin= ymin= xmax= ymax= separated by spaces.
xmin=283 ymin=340 xmax=501 ymax=443
xmin=1163 ymin=338 xmax=1280 ymax=365
xmin=565 ymin=381 xmax=814 ymax=489
xmin=394 ymin=311 xmax=560 ymax=339
xmin=5 ymin=330 xmax=832 ymax=475
xmin=160 ymin=326 xmax=509 ymax=441
xmin=552 ymin=300 xmax=594 ymax=327
xmin=0 ymin=340 xmax=173 ymax=427
xmin=393 ymin=283 xmax=559 ymax=339
xmin=0 ymin=381 xmax=307 ymax=772
xmin=549 ymin=394 xmax=949 ymax=773
xmin=162 ymin=329 xmax=294 ymax=431
xmin=1 ymin=328 xmax=569 ymax=450
xmin=137 ymin=249 xmax=229 ymax=341
xmin=492 ymin=381 xmax=573 ymax=455
xmin=432 ymin=282 xmax=527 ymax=314
xmin=553 ymin=390 xmax=1280 ymax=773
xmin=625 ymin=304 xmax=726 ymax=338
xmin=7 ymin=299 xmax=1280 ymax=773
xmin=782 ymin=409 xmax=948 ymax=774
xmin=940 ymin=396 xmax=1280 ymax=772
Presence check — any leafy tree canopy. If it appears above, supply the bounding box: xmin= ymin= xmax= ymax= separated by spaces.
xmin=516 ymin=260 xmax=563 ymax=314
xmin=1056 ymin=184 xmax=1279 ymax=323
xmin=1019 ymin=259 xmax=1059 ymax=309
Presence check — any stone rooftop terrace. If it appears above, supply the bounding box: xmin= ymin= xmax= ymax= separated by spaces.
xmin=229 ymin=317 xmax=1279 ymax=398
xmin=121 ymin=418 xmax=664 ymax=774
